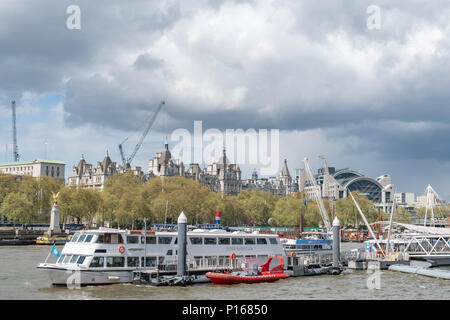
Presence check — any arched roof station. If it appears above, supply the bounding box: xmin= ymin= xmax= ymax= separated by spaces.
xmin=344 ymin=176 xmax=384 ymax=203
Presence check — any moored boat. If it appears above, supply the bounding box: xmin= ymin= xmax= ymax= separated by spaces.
xmin=37 ymin=227 xmax=286 ymax=286
xmin=206 ymin=256 xmax=290 ymax=285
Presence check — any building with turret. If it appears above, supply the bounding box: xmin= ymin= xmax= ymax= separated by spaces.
xmin=68 ymin=153 xmax=118 ymax=189
xmin=148 ymin=141 xmax=184 ymax=177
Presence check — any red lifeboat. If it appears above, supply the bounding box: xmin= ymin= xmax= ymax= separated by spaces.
xmin=206 ymin=256 xmax=290 ymax=285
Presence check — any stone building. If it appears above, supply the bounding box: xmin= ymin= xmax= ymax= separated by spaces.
xmin=0 ymin=159 xmax=65 ymax=181
xmin=148 ymin=144 xmax=242 ymax=196
xmin=148 ymin=142 xmax=184 ymax=177
xmin=242 ymin=159 xmax=297 ymax=195
xmin=68 ymin=153 xmax=118 ymax=190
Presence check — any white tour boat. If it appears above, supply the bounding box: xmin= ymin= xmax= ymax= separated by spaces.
xmin=37 ymin=227 xmax=285 ymax=286
xmin=281 ymin=232 xmax=333 ymax=256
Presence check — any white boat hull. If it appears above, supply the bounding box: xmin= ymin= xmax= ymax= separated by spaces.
xmin=38 ymin=264 xmax=133 ymax=286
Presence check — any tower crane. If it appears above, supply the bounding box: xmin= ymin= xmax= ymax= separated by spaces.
xmin=303 ymin=157 xmax=332 ymax=231
xmin=11 ymin=100 xmax=19 ymax=162
xmin=118 ymin=100 xmax=165 ymax=170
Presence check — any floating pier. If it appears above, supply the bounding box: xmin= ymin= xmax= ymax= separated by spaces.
xmin=388 ymin=264 xmax=450 ymax=280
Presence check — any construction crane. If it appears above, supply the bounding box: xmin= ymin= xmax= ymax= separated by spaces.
xmin=11 ymin=100 xmax=19 ymax=162
xmin=303 ymin=157 xmax=332 ymax=231
xmin=118 ymin=100 xmax=165 ymax=169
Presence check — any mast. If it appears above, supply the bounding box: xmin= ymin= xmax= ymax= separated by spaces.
xmin=11 ymin=100 xmax=19 ymax=162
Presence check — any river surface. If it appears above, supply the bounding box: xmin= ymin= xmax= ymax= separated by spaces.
xmin=0 ymin=243 xmax=449 ymax=300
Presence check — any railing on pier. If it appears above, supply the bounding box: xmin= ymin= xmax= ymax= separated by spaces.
xmin=400 ymin=234 xmax=450 ymax=257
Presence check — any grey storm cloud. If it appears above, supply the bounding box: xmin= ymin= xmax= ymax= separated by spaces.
xmin=2 ymin=0 xmax=450 ymax=197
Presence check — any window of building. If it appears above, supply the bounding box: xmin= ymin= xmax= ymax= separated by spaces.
xmin=106 ymin=257 xmax=124 ymax=268
xmin=89 ymin=257 xmax=104 ymax=268
xmin=231 ymin=238 xmax=243 ymax=245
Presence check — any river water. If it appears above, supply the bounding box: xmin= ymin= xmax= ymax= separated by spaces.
xmin=0 ymin=244 xmax=449 ymax=300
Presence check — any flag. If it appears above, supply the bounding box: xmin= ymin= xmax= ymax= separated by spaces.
xmin=50 ymin=244 xmax=61 ymax=258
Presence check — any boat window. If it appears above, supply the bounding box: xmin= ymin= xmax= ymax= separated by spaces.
xmin=218 ymin=256 xmax=228 ymax=265
xmin=145 ymin=257 xmax=157 ymax=267
xmin=96 ymin=235 xmax=104 ymax=243
xmin=78 ymin=234 xmax=86 ymax=242
xmin=57 ymin=255 xmax=65 ymax=263
xmin=77 ymin=256 xmax=86 ymax=265
xmin=110 ymin=234 xmax=124 ymax=244
xmin=257 ymin=238 xmax=267 ymax=245
xmin=232 ymin=238 xmax=243 ymax=245
xmin=174 ymin=237 xmax=177 ymax=244
xmin=190 ymin=237 xmax=202 ymax=245
xmin=144 ymin=236 xmax=156 ymax=244
xmin=63 ymin=255 xmax=71 ymax=264
xmin=244 ymin=238 xmax=256 ymax=245
xmin=71 ymin=233 xmax=80 ymax=242
xmin=94 ymin=249 xmax=107 ymax=253
xmin=269 ymin=238 xmax=278 ymax=245
xmin=89 ymin=256 xmax=104 ymax=268
xmin=204 ymin=237 xmax=217 ymax=245
xmin=158 ymin=257 xmax=165 ymax=264
xmin=70 ymin=255 xmax=79 ymax=263
xmin=127 ymin=257 xmax=140 ymax=267
xmin=84 ymin=235 xmax=93 ymax=243
xmin=106 ymin=257 xmax=125 ymax=268
xmin=166 ymin=250 xmax=173 ymax=256
xmin=218 ymin=238 xmax=231 ymax=245
xmin=127 ymin=236 xmax=139 ymax=244
xmin=158 ymin=237 xmax=172 ymax=245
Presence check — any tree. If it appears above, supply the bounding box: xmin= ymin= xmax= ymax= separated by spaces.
xmin=272 ymin=197 xmax=302 ymax=226
xmin=335 ymin=191 xmax=378 ymax=228
xmin=1 ymin=192 xmax=34 ymax=224
xmin=20 ymin=176 xmax=63 ymax=222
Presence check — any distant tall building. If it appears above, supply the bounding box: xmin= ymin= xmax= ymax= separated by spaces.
xmin=148 ymin=141 xmax=184 ymax=177
xmin=205 ymin=148 xmax=241 ymax=195
xmin=0 ymin=159 xmax=65 ymax=181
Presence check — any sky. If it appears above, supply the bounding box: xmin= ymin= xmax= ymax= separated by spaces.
xmin=1 ymin=0 xmax=450 ymax=199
